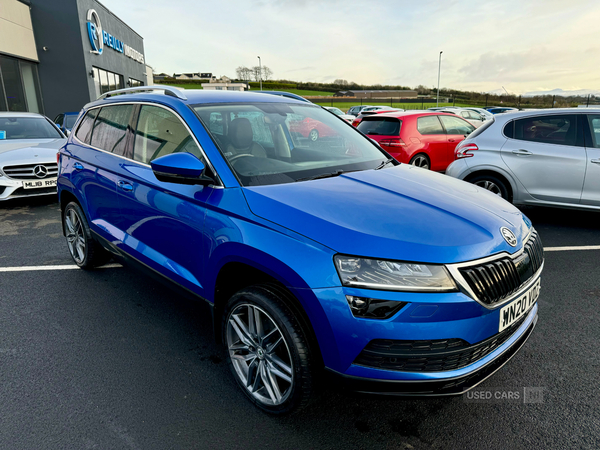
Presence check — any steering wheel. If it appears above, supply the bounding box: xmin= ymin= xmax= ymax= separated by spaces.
xmin=228 ymin=153 xmax=255 ymax=163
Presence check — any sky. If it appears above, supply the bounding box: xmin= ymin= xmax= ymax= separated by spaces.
xmin=100 ymin=0 xmax=600 ymax=95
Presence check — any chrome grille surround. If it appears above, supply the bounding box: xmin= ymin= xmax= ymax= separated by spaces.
xmin=1 ymin=163 xmax=58 ymax=180
xmin=447 ymin=229 xmax=544 ymax=309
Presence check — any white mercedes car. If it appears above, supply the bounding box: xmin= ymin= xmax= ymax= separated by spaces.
xmin=0 ymin=112 xmax=67 ymax=201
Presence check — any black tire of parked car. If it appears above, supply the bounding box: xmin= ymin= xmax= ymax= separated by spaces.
xmin=469 ymin=174 xmax=510 ymax=202
xmin=63 ymin=201 xmax=111 ymax=269
xmin=222 ymin=284 xmax=314 ymax=414
xmin=409 ymin=153 xmax=430 ymax=170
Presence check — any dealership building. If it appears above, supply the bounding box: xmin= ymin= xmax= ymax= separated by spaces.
xmin=0 ymin=0 xmax=149 ymax=119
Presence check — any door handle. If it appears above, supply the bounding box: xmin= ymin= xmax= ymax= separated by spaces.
xmin=73 ymin=162 xmax=84 ymax=170
xmin=117 ymin=180 xmax=133 ymax=192
xmin=512 ymin=149 xmax=533 ymax=156
xmin=448 ymin=139 xmax=457 ymax=143
xmin=591 ymin=159 xmax=600 ymax=165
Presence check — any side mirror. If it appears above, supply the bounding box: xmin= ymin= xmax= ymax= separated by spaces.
xmin=151 ymin=153 xmax=215 ymax=186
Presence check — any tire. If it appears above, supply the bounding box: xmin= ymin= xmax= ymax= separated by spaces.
xmin=63 ymin=201 xmax=111 ymax=269
xmin=308 ymin=129 xmax=319 ymax=142
xmin=409 ymin=153 xmax=430 ymax=170
xmin=470 ymin=174 xmax=510 ymax=201
xmin=222 ymin=285 xmax=314 ymax=414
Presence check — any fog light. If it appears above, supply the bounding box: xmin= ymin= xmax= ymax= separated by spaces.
xmin=346 ymin=295 xmax=407 ymax=319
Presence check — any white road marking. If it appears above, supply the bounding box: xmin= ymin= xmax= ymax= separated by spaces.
xmin=0 ymin=245 xmax=597 ymax=273
xmin=544 ymin=245 xmax=600 ymax=252
xmin=0 ymin=263 xmax=122 ymax=272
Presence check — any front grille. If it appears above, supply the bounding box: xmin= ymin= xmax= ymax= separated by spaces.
xmin=354 ymin=314 xmax=527 ymax=372
xmin=459 ymin=229 xmax=543 ymax=306
xmin=2 ymin=163 xmax=58 ymax=180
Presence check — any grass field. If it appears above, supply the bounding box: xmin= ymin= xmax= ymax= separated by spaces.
xmin=156 ymin=83 xmax=482 ymax=111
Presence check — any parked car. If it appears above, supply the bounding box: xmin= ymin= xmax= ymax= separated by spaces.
xmin=347 ymin=105 xmax=372 ymax=116
xmin=357 ymin=111 xmax=475 ymax=171
xmin=289 ymin=114 xmax=337 ymax=141
xmin=58 ymin=86 xmax=542 ymax=414
xmin=463 ymin=107 xmax=494 ymax=121
xmin=487 ymin=107 xmax=518 ymax=114
xmin=54 ymin=112 xmax=80 ymax=135
xmin=323 ymin=106 xmax=355 ymax=123
xmin=352 ymin=108 xmax=404 ymax=127
xmin=427 ymin=107 xmax=486 ymax=128
xmin=0 ymin=112 xmax=66 ymax=201
xmin=446 ymin=108 xmax=600 ymax=210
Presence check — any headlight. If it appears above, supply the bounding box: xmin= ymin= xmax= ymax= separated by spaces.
xmin=334 ymin=255 xmax=457 ymax=292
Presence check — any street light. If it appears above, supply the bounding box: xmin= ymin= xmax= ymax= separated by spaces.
xmin=257 ymin=56 xmax=262 ymax=91
xmin=437 ymin=51 xmax=443 ymax=107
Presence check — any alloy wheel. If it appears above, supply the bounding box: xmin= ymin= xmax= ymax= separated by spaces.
xmin=226 ymin=303 xmax=294 ymax=406
xmin=411 ymin=155 xmax=429 ymax=169
xmin=65 ymin=208 xmax=86 ymax=264
xmin=475 ymin=180 xmax=502 ymax=196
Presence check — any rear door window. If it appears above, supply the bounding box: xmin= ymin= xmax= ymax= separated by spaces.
xmin=439 ymin=115 xmax=475 ymax=135
xmin=586 ymin=115 xmax=600 ymax=148
xmin=514 ymin=114 xmax=578 ymax=146
xmin=90 ymin=105 xmax=134 ymax=154
xmin=357 ymin=117 xmax=401 ymax=136
xmin=133 ymin=105 xmax=204 ymax=165
xmin=417 ymin=115 xmax=445 ymax=135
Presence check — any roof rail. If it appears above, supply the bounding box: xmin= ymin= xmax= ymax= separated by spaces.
xmin=98 ymin=86 xmax=187 ymax=101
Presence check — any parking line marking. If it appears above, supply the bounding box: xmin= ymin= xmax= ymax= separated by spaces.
xmin=0 ymin=263 xmax=122 ymax=272
xmin=544 ymin=245 xmax=600 ymax=252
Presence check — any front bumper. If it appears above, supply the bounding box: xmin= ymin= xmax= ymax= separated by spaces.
xmin=0 ymin=176 xmax=57 ymax=201
xmin=324 ymin=305 xmax=537 ymax=396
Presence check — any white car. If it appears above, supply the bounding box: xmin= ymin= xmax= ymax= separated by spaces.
xmin=323 ymin=106 xmax=355 ymax=123
xmin=0 ymin=112 xmax=67 ymax=201
xmin=428 ymin=107 xmax=486 ymax=128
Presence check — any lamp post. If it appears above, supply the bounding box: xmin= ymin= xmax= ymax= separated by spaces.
xmin=257 ymin=56 xmax=262 ymax=91
xmin=437 ymin=51 xmax=443 ymax=107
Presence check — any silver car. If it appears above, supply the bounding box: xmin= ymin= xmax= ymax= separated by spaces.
xmin=446 ymin=108 xmax=600 ymax=210
xmin=0 ymin=112 xmax=67 ymax=201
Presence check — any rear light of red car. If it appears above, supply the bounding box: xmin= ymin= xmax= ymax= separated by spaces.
xmin=352 ymin=119 xmax=360 ymax=127
xmin=379 ymin=138 xmax=406 ymax=148
xmin=455 ymin=142 xmax=478 ymax=159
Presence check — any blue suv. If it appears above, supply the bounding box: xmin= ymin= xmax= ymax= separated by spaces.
xmin=58 ymin=86 xmax=543 ymax=414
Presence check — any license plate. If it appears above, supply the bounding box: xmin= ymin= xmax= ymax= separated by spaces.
xmin=499 ymin=278 xmax=540 ymax=332
xmin=23 ymin=178 xmax=57 ymax=189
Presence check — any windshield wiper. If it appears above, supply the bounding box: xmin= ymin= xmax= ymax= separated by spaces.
xmin=374 ymin=158 xmax=396 ymax=170
xmin=296 ymin=170 xmax=346 ymax=182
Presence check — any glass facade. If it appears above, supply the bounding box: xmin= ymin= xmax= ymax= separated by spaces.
xmin=128 ymin=78 xmax=143 ymax=87
xmin=0 ymin=55 xmax=42 ymax=113
xmin=92 ymin=66 xmax=124 ymax=98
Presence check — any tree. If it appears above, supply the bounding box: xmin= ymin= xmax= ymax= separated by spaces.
xmin=235 ymin=66 xmax=253 ymax=81
xmin=262 ymin=66 xmax=273 ymax=81
xmin=250 ymin=65 xmax=273 ymax=82
xmin=333 ymin=79 xmax=349 ymax=86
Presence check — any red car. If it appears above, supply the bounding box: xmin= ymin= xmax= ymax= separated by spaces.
xmin=289 ymin=116 xmax=335 ymax=142
xmin=351 ymin=108 xmax=402 ymax=127
xmin=356 ymin=111 xmax=475 ymax=171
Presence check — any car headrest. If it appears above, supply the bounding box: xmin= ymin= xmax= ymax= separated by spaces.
xmin=229 ymin=118 xmax=253 ymax=149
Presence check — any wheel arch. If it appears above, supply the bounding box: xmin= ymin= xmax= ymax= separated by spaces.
xmin=464 ymin=169 xmax=515 ymax=203
xmin=212 ymin=259 xmax=325 ymax=369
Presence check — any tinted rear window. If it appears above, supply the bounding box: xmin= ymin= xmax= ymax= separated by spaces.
xmin=417 ymin=115 xmax=444 ymax=135
xmin=513 ymin=114 xmax=577 ymax=146
xmin=357 ymin=117 xmax=401 ymax=136
xmin=90 ymin=104 xmax=134 ymax=154
xmin=75 ymin=109 xmax=98 ymax=144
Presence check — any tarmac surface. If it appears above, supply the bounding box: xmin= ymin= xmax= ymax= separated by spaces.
xmin=0 ymin=196 xmax=598 ymax=449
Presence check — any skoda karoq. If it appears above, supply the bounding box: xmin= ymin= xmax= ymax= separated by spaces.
xmin=58 ymin=87 xmax=543 ymax=414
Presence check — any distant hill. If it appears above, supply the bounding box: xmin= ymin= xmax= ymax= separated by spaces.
xmin=523 ymin=88 xmax=600 ymax=97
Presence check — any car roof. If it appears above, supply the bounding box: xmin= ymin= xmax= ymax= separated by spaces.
xmin=366 ymin=110 xmax=463 ymax=119
xmin=478 ymin=107 xmax=600 ymax=123
xmin=0 ymin=112 xmax=46 ymax=118
xmin=84 ymin=89 xmax=315 ymax=110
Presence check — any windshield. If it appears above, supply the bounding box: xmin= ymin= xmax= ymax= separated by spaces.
xmin=0 ymin=117 xmax=62 ymax=139
xmin=193 ymin=102 xmax=392 ymax=186
xmin=64 ymin=115 xmax=78 ymax=128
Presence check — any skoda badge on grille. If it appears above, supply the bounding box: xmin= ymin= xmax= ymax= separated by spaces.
xmin=501 ymin=227 xmax=517 ymax=247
